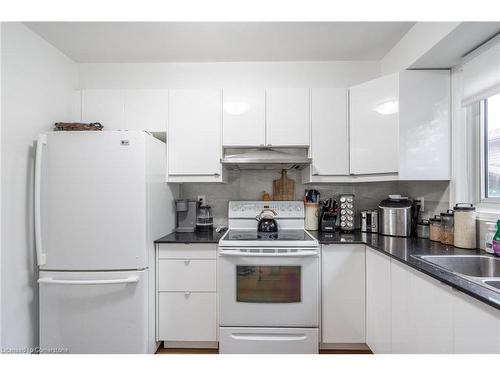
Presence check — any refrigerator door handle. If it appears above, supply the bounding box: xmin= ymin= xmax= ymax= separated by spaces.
xmin=37 ymin=276 xmax=140 ymax=285
xmin=35 ymin=134 xmax=47 ymax=266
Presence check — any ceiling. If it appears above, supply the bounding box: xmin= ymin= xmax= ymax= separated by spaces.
xmin=411 ymin=22 xmax=500 ymax=69
xmin=24 ymin=22 xmax=415 ymax=63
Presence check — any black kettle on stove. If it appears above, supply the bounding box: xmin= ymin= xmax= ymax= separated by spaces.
xmin=256 ymin=209 xmax=278 ymax=232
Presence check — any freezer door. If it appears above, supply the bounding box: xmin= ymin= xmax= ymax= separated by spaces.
xmin=38 ymin=131 xmax=147 ymax=270
xmin=39 ymin=270 xmax=150 ymax=354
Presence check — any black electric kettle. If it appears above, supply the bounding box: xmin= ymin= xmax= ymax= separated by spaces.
xmin=256 ymin=209 xmax=278 ymax=232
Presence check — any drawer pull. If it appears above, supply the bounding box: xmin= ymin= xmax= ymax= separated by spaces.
xmin=184 ymin=260 xmax=191 ymax=266
xmin=184 ymin=292 xmax=191 ymax=298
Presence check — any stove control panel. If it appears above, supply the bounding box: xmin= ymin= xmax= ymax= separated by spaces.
xmin=229 ymin=201 xmax=304 ymax=219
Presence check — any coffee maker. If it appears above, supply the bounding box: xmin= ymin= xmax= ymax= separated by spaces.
xmin=175 ymin=199 xmax=197 ymax=232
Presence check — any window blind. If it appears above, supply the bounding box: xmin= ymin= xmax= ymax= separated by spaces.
xmin=461 ymin=37 xmax=500 ymax=106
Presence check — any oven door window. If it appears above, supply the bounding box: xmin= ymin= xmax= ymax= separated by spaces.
xmin=236 ymin=266 xmax=301 ymax=303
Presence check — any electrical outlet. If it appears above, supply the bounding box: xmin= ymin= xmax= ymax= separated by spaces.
xmin=197 ymin=195 xmax=206 ymax=206
xmin=416 ymin=197 xmax=425 ymax=212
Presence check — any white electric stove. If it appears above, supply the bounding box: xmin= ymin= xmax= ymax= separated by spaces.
xmin=218 ymin=201 xmax=320 ymax=354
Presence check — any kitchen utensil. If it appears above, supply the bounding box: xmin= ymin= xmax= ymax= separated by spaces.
xmin=319 ymin=198 xmax=338 ymax=232
xmin=273 ymin=170 xmax=295 ymax=201
xmin=305 ymin=189 xmax=320 ymax=203
xmin=255 ymin=208 xmax=278 ymax=232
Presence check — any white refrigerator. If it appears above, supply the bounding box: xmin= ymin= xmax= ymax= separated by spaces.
xmin=35 ymin=131 xmax=177 ymax=354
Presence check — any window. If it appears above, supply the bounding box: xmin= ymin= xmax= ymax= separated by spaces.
xmin=480 ymin=92 xmax=500 ymax=201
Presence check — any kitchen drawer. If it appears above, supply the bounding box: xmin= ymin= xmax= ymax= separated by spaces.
xmin=158 ymin=292 xmax=217 ymax=342
xmin=158 ymin=259 xmax=216 ymax=292
xmin=157 ymin=243 xmax=217 ymax=259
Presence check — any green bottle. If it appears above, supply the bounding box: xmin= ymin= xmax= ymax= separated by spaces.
xmin=492 ymin=220 xmax=500 ymax=257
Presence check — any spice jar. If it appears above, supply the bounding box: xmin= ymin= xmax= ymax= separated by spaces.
xmin=453 ymin=203 xmax=476 ymax=249
xmin=440 ymin=210 xmax=454 ymax=246
xmin=429 ymin=215 xmax=442 ymax=242
xmin=417 ymin=219 xmax=430 ymax=239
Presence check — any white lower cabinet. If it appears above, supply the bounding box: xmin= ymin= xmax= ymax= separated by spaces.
xmin=453 ymin=289 xmax=500 ymax=353
xmin=365 ymin=247 xmax=392 ymax=353
xmin=156 ymin=244 xmax=217 ymax=347
xmin=321 ymin=244 xmax=365 ymax=345
xmin=158 ymin=293 xmax=217 ymax=342
xmin=391 ymin=261 xmax=453 ymax=353
xmin=365 ymin=252 xmax=500 ymax=354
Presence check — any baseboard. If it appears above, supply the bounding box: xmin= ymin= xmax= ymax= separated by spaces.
xmin=162 ymin=341 xmax=219 ymax=349
xmin=320 ymin=342 xmax=370 ymax=351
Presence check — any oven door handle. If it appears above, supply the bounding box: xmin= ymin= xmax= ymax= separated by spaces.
xmin=219 ymin=249 xmax=318 ymax=257
xmin=231 ymin=333 xmax=307 ymax=342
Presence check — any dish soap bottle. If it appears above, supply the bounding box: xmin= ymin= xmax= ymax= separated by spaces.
xmin=492 ymin=220 xmax=500 ymax=257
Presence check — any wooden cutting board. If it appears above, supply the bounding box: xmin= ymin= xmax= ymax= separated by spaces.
xmin=273 ymin=170 xmax=295 ymax=201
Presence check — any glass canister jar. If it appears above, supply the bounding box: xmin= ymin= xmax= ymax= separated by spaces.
xmin=429 ymin=215 xmax=442 ymax=242
xmin=417 ymin=219 xmax=430 ymax=239
xmin=453 ymin=203 xmax=476 ymax=249
xmin=440 ymin=210 xmax=454 ymax=246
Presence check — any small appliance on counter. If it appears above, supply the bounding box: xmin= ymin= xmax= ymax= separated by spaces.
xmin=319 ymin=198 xmax=338 ymax=232
xmin=378 ymin=195 xmax=421 ymax=237
xmin=339 ymin=194 xmax=355 ymax=232
xmin=175 ymin=199 xmax=197 ymax=233
xmin=361 ymin=210 xmax=378 ymax=233
xmin=196 ymin=204 xmax=214 ymax=232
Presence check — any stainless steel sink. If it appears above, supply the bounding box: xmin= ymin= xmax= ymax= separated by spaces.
xmin=483 ymin=280 xmax=500 ymax=289
xmin=415 ymin=255 xmax=500 ymax=278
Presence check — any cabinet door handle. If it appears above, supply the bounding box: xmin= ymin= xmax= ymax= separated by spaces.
xmin=214 ymin=173 xmax=220 ymax=177
xmin=184 ymin=260 xmax=191 ymax=266
xmin=184 ymin=292 xmax=191 ymax=298
xmin=267 ymin=144 xmax=273 ymax=147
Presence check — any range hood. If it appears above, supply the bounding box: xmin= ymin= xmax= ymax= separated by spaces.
xmin=221 ymin=147 xmax=312 ymax=170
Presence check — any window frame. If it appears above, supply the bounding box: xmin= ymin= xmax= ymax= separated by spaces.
xmin=478 ymin=95 xmax=500 ymax=204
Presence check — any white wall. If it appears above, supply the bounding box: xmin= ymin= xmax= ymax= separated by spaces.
xmin=0 ymin=22 xmax=79 ymax=351
xmin=381 ymin=22 xmax=460 ymax=74
xmin=79 ymin=61 xmax=381 ymax=89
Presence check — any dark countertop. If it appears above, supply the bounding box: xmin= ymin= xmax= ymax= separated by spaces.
xmin=154 ymin=228 xmax=500 ymax=310
xmin=155 ymin=229 xmax=226 ymax=244
xmin=309 ymin=230 xmax=500 ymax=311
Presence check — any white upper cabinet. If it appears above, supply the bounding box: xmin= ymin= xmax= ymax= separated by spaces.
xmin=81 ymin=90 xmax=125 ymax=129
xmin=124 ymin=90 xmax=169 ymax=132
xmin=81 ymin=89 xmax=169 ymax=132
xmin=167 ymin=89 xmax=224 ymax=182
xmin=398 ymin=70 xmax=450 ymax=180
xmin=222 ymin=88 xmax=266 ymax=147
xmin=349 ymin=73 xmax=399 ymax=175
xmin=308 ymin=88 xmax=348 ymax=179
xmin=266 ymin=89 xmax=310 ymax=146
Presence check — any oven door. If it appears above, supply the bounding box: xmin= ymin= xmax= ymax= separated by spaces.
xmin=218 ymin=248 xmax=319 ymax=327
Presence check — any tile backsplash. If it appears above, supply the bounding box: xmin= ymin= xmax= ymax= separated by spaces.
xmin=179 ymin=169 xmax=450 ymax=228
